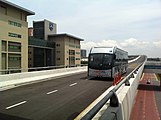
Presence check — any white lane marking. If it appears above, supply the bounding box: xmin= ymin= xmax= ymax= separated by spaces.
xmin=6 ymin=101 xmax=27 ymax=110
xmin=46 ymin=90 xmax=58 ymax=95
xmin=69 ymin=83 xmax=77 ymax=87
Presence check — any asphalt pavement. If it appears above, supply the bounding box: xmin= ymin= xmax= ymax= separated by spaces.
xmin=0 ymin=56 xmax=146 ymax=120
xmin=0 ymin=72 xmax=112 ymax=120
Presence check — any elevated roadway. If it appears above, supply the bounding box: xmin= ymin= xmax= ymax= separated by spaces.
xmin=144 ymin=61 xmax=161 ymax=74
xmin=130 ymin=60 xmax=161 ymax=120
xmin=130 ymin=73 xmax=161 ymax=120
xmin=0 ymin=56 xmax=146 ymax=120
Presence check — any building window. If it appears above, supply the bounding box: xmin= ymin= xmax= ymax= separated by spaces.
xmin=8 ymin=20 xmax=21 ymax=27
xmin=69 ymin=50 xmax=75 ymax=55
xmin=57 ymin=58 xmax=60 ymax=60
xmin=2 ymin=53 xmax=7 ymax=69
xmin=8 ymin=32 xmax=21 ymax=38
xmin=76 ymin=52 xmax=80 ymax=54
xmin=8 ymin=42 xmax=21 ymax=52
xmin=2 ymin=40 xmax=7 ymax=51
xmin=17 ymin=34 xmax=21 ymax=38
xmin=8 ymin=54 xmax=21 ymax=69
xmin=69 ymin=57 xmax=75 ymax=61
xmin=9 ymin=57 xmax=20 ymax=61
xmin=56 ymin=44 xmax=60 ymax=47
xmin=76 ymin=58 xmax=80 ymax=60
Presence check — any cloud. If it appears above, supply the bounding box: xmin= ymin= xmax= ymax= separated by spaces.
xmin=81 ymin=38 xmax=161 ymax=57
xmin=81 ymin=40 xmax=119 ymax=50
xmin=9 ymin=0 xmax=161 ymax=57
xmin=153 ymin=41 xmax=161 ymax=47
xmin=120 ymin=38 xmax=149 ymax=48
xmin=56 ymin=0 xmax=161 ymax=42
xmin=10 ymin=0 xmax=161 ymax=41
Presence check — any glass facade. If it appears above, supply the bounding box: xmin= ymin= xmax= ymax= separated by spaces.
xmin=33 ymin=22 xmax=44 ymax=39
xmin=28 ymin=37 xmax=55 ymax=67
xmin=8 ymin=54 xmax=21 ymax=69
xmin=29 ymin=37 xmax=55 ymax=48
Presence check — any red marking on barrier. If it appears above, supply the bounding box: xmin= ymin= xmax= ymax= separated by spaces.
xmin=113 ymin=73 xmax=122 ymax=86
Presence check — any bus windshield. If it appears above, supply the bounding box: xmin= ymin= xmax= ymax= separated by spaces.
xmin=88 ymin=53 xmax=113 ymax=70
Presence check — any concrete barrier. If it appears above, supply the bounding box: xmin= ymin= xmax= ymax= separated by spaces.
xmin=128 ymin=56 xmax=141 ymax=63
xmin=0 ymin=66 xmax=87 ymax=91
xmin=116 ymin=61 xmax=145 ymax=120
xmin=92 ymin=61 xmax=145 ymax=120
xmin=75 ymin=86 xmax=115 ymax=120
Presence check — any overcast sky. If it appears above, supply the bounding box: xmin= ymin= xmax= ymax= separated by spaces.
xmin=10 ymin=0 xmax=161 ymax=57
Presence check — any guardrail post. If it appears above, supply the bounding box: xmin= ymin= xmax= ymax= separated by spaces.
xmin=131 ymin=73 xmax=135 ymax=78
xmin=110 ymin=90 xmax=119 ymax=107
xmin=125 ymin=79 xmax=130 ymax=86
xmin=134 ymin=70 xmax=137 ymax=74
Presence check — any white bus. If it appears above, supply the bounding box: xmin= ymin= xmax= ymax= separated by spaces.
xmin=88 ymin=47 xmax=128 ymax=79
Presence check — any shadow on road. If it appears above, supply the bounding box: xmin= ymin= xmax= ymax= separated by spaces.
xmin=66 ymin=112 xmax=80 ymax=120
xmin=88 ymin=77 xmax=113 ymax=82
xmin=0 ymin=113 xmax=32 ymax=120
xmin=138 ymin=84 xmax=161 ymax=91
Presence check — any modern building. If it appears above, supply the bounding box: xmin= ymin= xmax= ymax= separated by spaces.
xmin=0 ymin=0 xmax=35 ymax=73
xmin=33 ymin=19 xmax=57 ymax=40
xmin=28 ymin=37 xmax=55 ymax=68
xmin=32 ymin=19 xmax=83 ymax=67
xmin=28 ymin=27 xmax=33 ymax=36
xmin=81 ymin=49 xmax=87 ymax=58
xmin=48 ymin=34 xmax=83 ymax=66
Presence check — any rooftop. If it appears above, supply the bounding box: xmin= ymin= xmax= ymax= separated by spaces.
xmin=48 ymin=33 xmax=84 ymax=41
xmin=33 ymin=19 xmax=56 ymax=24
xmin=0 ymin=0 xmax=35 ymax=15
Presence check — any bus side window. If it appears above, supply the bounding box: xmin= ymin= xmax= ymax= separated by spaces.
xmin=114 ymin=55 xmax=116 ymax=59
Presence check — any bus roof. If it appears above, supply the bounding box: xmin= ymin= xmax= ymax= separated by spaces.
xmin=90 ymin=47 xmax=115 ymax=54
xmin=90 ymin=47 xmax=128 ymax=54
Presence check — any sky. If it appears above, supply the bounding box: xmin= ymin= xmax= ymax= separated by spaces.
xmin=9 ymin=0 xmax=161 ymax=57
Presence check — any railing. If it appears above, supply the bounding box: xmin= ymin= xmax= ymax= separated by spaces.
xmin=0 ymin=64 xmax=88 ymax=75
xmin=0 ymin=56 xmax=141 ymax=75
xmin=80 ymin=63 xmax=143 ymax=120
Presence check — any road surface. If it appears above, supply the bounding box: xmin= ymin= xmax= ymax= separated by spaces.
xmin=0 ymin=56 xmax=146 ymax=120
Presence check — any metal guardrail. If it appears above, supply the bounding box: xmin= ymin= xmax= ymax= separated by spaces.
xmin=80 ymin=63 xmax=143 ymax=120
xmin=0 ymin=64 xmax=88 ymax=75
